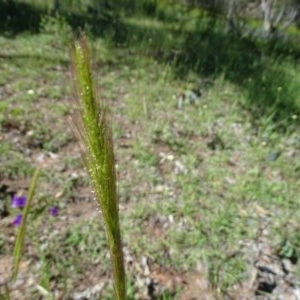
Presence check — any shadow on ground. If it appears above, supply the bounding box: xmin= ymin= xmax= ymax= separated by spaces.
xmin=0 ymin=0 xmax=42 ymax=35
xmin=0 ymin=0 xmax=123 ymax=37
xmin=114 ymin=15 xmax=300 ymax=130
xmin=1 ymin=1 xmax=300 ymax=129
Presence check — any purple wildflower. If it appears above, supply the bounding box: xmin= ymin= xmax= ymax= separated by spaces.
xmin=49 ymin=207 xmax=58 ymax=217
xmin=11 ymin=214 xmax=22 ymax=226
xmin=12 ymin=194 xmax=27 ymax=208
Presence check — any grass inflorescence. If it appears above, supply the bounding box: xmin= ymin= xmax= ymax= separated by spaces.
xmin=70 ymin=34 xmax=126 ymax=300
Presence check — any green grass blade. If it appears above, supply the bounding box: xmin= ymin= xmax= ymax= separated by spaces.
xmin=4 ymin=283 xmax=10 ymax=300
xmin=12 ymin=168 xmax=40 ymax=281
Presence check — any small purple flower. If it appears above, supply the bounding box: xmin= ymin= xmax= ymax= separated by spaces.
xmin=12 ymin=194 xmax=27 ymax=208
xmin=49 ymin=207 xmax=58 ymax=217
xmin=11 ymin=214 xmax=22 ymax=226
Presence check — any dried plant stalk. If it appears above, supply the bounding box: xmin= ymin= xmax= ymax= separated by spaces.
xmin=70 ymin=34 xmax=126 ymax=300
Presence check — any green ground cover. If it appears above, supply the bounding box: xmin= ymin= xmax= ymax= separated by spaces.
xmin=0 ymin=1 xmax=300 ymax=299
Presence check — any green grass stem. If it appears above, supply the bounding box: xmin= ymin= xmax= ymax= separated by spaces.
xmin=4 ymin=283 xmax=10 ymax=300
xmin=13 ymin=168 xmax=40 ymax=281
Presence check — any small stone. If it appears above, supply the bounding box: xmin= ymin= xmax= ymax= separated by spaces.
xmin=293 ymin=287 xmax=300 ymax=298
xmin=166 ymin=154 xmax=174 ymax=161
xmin=174 ymin=160 xmax=186 ymax=174
xmin=36 ymin=153 xmax=45 ymax=163
xmin=26 ymin=130 xmax=34 ymax=136
xmin=282 ymin=259 xmax=293 ymax=274
xmin=168 ymin=214 xmax=174 ymax=223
